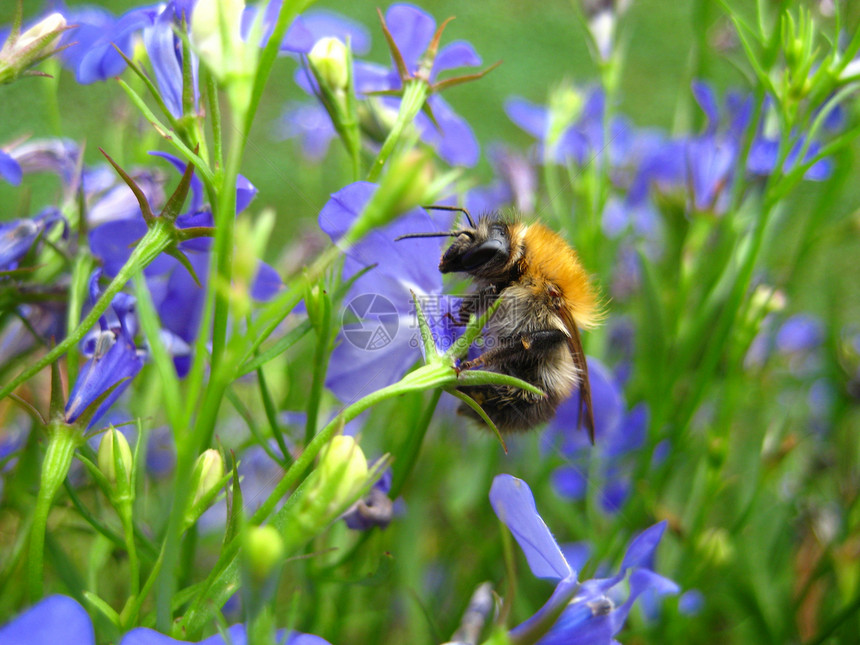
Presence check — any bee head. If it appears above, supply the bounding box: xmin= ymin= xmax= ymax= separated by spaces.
xmin=395 ymin=207 xmax=515 ymax=281
xmin=438 ymin=220 xmax=512 ymax=279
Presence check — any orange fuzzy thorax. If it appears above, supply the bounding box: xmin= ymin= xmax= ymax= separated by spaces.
xmin=517 ymin=223 xmax=602 ymax=329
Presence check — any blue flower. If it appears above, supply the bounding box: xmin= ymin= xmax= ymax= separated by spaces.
xmin=89 ymin=151 xmax=255 ymax=277
xmin=543 ymin=358 xmax=646 ymax=513
xmin=0 ymin=595 xmax=331 ymax=645
xmin=0 ymin=148 xmax=22 ymax=185
xmin=143 ymin=3 xmax=200 ymax=117
xmin=65 ymin=277 xmax=143 ymax=428
xmin=343 ymin=465 xmax=396 ymax=530
xmin=293 ymin=4 xmax=484 ymax=167
xmin=776 ymin=314 xmax=824 ymax=354
xmin=0 ymin=208 xmax=62 ymax=271
xmin=317 ymin=181 xmax=451 ymax=401
xmin=0 ymin=595 xmax=95 ymax=645
xmin=6 ymin=137 xmax=81 ymax=187
xmin=60 ymin=4 xmax=159 ymax=84
xmin=275 ymin=101 xmax=337 ymax=161
xmin=120 ymin=624 xmax=331 ymax=645
xmin=489 ymin=474 xmax=678 ymax=644
xmin=505 ymin=87 xmax=630 ymax=167
xmin=59 ymin=2 xmax=197 ymax=115
xmin=249 ymin=6 xmax=371 ymax=55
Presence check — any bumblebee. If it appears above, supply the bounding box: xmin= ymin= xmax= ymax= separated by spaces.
xmin=398 ymin=207 xmax=602 ymax=441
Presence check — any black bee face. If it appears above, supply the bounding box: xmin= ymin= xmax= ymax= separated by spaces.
xmin=439 ymin=221 xmax=511 ymax=280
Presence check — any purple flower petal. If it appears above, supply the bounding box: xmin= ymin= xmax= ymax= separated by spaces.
xmin=325 ymin=273 xmax=423 ymax=402
xmin=0 ymin=208 xmax=61 ymax=271
xmin=353 ymin=60 xmax=397 ymax=94
xmin=276 ymin=102 xmax=337 ymax=160
xmin=279 ymin=14 xmax=316 ymax=53
xmin=692 ymin=81 xmax=719 ymax=133
xmin=65 ymin=305 xmax=143 ymax=428
xmin=551 ymin=466 xmax=588 ymax=500
xmin=318 ymin=181 xmax=376 ymax=242
xmin=776 ymin=314 xmax=823 ymax=353
xmin=300 ymin=10 xmax=371 ymax=55
xmin=149 ymin=152 xmax=204 ymax=214
xmin=0 ymin=595 xmax=95 ymax=645
xmin=75 ymin=7 xmax=158 ymax=84
xmin=609 ymin=569 xmax=680 ymax=634
xmin=236 ymin=174 xmax=257 ymax=212
xmin=385 ymin=4 xmax=436 ymax=71
xmin=433 ymin=40 xmax=481 ymax=78
xmin=505 ymin=97 xmax=548 ymax=139
xmin=143 ymin=7 xmax=185 ymax=117
xmin=620 ymin=521 xmax=667 ymax=571
xmin=489 ymin=474 xmax=573 ymax=580
xmin=89 ymin=218 xmax=172 ymax=277
xmin=419 ymin=94 xmax=479 ymax=167
xmin=0 ymin=149 xmax=22 ymax=185
xmin=251 ymin=261 xmax=283 ymax=301
xmin=121 ymin=623 xmax=333 ymax=645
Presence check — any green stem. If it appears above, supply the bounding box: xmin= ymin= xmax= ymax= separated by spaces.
xmin=122 ymin=542 xmax=167 ymax=627
xmin=0 ymin=222 xmax=173 ymax=401
xmin=119 ymin=505 xmax=140 ymax=598
xmin=305 ymin=295 xmax=332 ymax=444
xmin=210 ymin=110 xmax=246 ymax=368
xmin=366 ymin=81 xmax=429 ymax=182
xmin=389 ymin=389 xmax=442 ymax=498
xmin=28 ymin=424 xmax=81 ymax=600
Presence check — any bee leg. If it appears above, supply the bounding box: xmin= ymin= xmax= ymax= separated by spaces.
xmin=443 ymin=311 xmax=468 ymax=327
xmin=459 ymin=329 xmax=567 ymax=371
xmin=457 ymin=285 xmax=499 ymax=323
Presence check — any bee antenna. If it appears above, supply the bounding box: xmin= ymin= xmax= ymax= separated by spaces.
xmin=422 ymin=204 xmax=476 ymax=228
xmin=394 ymin=232 xmax=458 ymax=241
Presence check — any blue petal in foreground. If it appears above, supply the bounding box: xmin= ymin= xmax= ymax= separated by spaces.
xmin=489 ymin=474 xmax=573 ymax=580
xmin=0 ymin=595 xmax=95 ymax=645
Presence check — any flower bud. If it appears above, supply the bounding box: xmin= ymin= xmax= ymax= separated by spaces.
xmin=184 ymin=449 xmax=225 ymax=527
xmin=317 ymin=435 xmax=369 ymax=507
xmin=0 ymin=12 xmax=67 ymax=84
xmin=97 ymin=427 xmax=133 ymax=489
xmin=309 ymin=37 xmax=349 ymax=92
xmin=547 ymin=86 xmax=583 ymax=149
xmin=243 ymin=525 xmax=285 ymax=582
xmin=695 ymin=527 xmax=733 ymax=567
xmin=191 ymin=0 xmax=250 ymax=82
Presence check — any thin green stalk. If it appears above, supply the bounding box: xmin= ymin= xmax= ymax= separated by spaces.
xmin=389 ymin=389 xmax=442 ymax=498
xmin=0 ymin=222 xmax=173 ymax=401
xmin=256 ymin=365 xmax=292 ymax=467
xmin=119 ymin=507 xmax=140 ymax=598
xmin=206 ymin=70 xmax=223 ymax=170
xmin=209 ymin=110 xmax=246 ymax=368
xmin=154 ymin=446 xmax=195 ymax=630
xmin=305 ymin=295 xmax=332 ymax=444
xmin=122 ymin=542 xmax=167 ymax=627
xmin=367 ymin=81 xmax=429 ymax=182
xmin=28 ymin=424 xmax=80 ymax=600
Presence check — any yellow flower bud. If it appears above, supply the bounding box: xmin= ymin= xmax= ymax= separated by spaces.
xmin=190 ymin=449 xmax=225 ymax=508
xmin=317 ymin=435 xmax=369 ymax=506
xmin=244 ymin=525 xmax=285 ymax=581
xmin=309 ymin=37 xmax=349 ymax=92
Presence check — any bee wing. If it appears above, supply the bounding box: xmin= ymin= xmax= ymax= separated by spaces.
xmin=560 ymin=309 xmax=595 ymax=444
